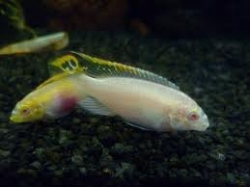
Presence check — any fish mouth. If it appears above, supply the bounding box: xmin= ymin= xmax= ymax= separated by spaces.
xmin=197 ymin=114 xmax=209 ymax=131
xmin=196 ymin=123 xmax=209 ymax=131
xmin=9 ymin=111 xmax=16 ymax=122
xmin=9 ymin=110 xmax=22 ymax=123
xmin=9 ymin=114 xmax=20 ymax=123
xmin=9 ymin=116 xmax=16 ymax=123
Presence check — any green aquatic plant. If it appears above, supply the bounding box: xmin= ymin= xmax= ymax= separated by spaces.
xmin=0 ymin=0 xmax=35 ymax=36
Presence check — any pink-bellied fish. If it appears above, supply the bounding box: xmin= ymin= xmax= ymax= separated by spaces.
xmin=10 ymin=52 xmax=209 ymax=132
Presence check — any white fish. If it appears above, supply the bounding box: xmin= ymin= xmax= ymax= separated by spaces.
xmin=49 ymin=52 xmax=210 ymax=132
xmin=0 ymin=32 xmax=68 ymax=55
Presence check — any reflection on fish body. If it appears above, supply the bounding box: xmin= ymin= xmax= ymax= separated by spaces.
xmin=10 ymin=52 xmax=209 ymax=132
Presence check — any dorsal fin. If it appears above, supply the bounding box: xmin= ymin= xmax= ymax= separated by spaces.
xmin=73 ymin=52 xmax=179 ymax=90
xmin=48 ymin=53 xmax=85 ymax=76
xmin=48 ymin=51 xmax=179 ymax=90
xmin=38 ymin=54 xmax=84 ymax=89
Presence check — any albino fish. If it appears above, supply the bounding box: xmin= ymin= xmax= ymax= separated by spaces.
xmin=10 ymin=73 xmax=86 ymax=123
xmin=10 ymin=52 xmax=209 ymax=132
xmin=9 ymin=53 xmax=91 ymax=123
xmin=0 ymin=32 xmax=68 ymax=55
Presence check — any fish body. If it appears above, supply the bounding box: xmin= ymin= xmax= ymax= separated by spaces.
xmin=10 ymin=52 xmax=209 ymax=132
xmin=0 ymin=32 xmax=68 ymax=55
xmin=77 ymin=75 xmax=208 ymax=131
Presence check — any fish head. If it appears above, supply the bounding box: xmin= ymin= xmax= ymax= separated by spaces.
xmin=9 ymin=77 xmax=82 ymax=123
xmin=10 ymin=98 xmax=45 ymax=123
xmin=169 ymin=102 xmax=209 ymax=131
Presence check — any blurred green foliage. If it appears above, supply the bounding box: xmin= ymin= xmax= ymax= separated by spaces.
xmin=0 ymin=0 xmax=35 ymax=44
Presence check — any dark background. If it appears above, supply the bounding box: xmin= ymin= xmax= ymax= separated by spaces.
xmin=0 ymin=1 xmax=249 ymax=187
xmin=1 ymin=0 xmax=250 ymax=38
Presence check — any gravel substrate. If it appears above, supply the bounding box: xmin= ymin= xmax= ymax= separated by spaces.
xmin=0 ymin=31 xmax=249 ymax=187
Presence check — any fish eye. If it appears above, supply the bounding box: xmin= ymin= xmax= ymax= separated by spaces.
xmin=188 ymin=111 xmax=199 ymax=121
xmin=21 ymin=108 xmax=30 ymax=116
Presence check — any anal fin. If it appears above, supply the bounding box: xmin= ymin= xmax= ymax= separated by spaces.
xmin=125 ymin=121 xmax=153 ymax=131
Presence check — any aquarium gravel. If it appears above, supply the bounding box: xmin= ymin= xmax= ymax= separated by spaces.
xmin=0 ymin=32 xmax=249 ymax=187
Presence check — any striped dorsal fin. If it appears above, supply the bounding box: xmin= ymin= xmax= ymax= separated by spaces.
xmin=47 ymin=51 xmax=179 ymax=90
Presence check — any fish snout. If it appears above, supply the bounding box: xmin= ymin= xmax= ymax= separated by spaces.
xmin=9 ymin=115 xmax=17 ymax=123
xmin=197 ymin=114 xmax=209 ymax=131
xmin=9 ymin=110 xmax=18 ymax=123
xmin=9 ymin=109 xmax=22 ymax=123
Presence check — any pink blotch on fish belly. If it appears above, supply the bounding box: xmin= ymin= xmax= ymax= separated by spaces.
xmin=57 ymin=95 xmax=78 ymax=114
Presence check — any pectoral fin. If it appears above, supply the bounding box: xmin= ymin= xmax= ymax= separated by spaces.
xmin=78 ymin=96 xmax=115 ymax=116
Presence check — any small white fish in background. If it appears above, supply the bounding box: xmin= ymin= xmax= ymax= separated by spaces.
xmin=10 ymin=52 xmax=209 ymax=132
xmin=0 ymin=32 xmax=69 ymax=55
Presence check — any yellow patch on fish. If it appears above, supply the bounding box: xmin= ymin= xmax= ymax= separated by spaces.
xmin=10 ymin=75 xmax=86 ymax=123
xmin=49 ymin=54 xmax=85 ymax=75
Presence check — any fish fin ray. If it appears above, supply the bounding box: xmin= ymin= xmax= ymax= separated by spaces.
xmin=38 ymin=53 xmax=84 ymax=89
xmin=72 ymin=52 xmax=179 ymax=90
xmin=78 ymin=96 xmax=115 ymax=116
xmin=48 ymin=52 xmax=179 ymax=90
xmin=125 ymin=121 xmax=153 ymax=131
xmin=48 ymin=53 xmax=85 ymax=76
